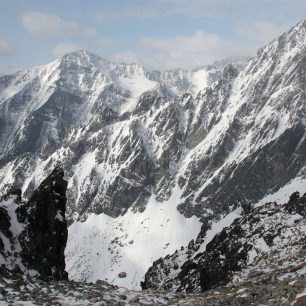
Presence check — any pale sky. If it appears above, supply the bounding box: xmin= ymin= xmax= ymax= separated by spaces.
xmin=0 ymin=0 xmax=305 ymax=72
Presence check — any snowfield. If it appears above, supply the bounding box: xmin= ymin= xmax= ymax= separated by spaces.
xmin=66 ymin=189 xmax=202 ymax=289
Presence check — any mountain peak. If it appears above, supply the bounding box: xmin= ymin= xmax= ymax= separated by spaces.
xmin=293 ymin=19 xmax=306 ymax=31
xmin=252 ymin=19 xmax=306 ymax=66
xmin=59 ymin=49 xmax=111 ymax=69
xmin=280 ymin=19 xmax=306 ymax=45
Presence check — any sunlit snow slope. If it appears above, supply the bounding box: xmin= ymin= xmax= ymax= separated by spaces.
xmin=66 ymin=190 xmax=201 ymax=289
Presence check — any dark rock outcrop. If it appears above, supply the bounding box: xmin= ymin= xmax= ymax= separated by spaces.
xmin=144 ymin=192 xmax=306 ymax=292
xmin=0 ymin=167 xmax=68 ymax=280
xmin=0 ymin=205 xmax=12 ymax=242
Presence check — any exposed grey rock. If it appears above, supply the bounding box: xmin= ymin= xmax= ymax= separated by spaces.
xmin=118 ymin=272 xmax=127 ymax=278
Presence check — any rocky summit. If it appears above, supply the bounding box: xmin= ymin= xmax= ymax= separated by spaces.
xmin=0 ymin=167 xmax=68 ymax=280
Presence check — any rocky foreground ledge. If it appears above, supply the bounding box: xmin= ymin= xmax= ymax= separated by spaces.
xmin=0 ymin=270 xmax=305 ymax=306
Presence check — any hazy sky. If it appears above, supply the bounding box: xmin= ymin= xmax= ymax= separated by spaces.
xmin=0 ymin=0 xmax=305 ymax=72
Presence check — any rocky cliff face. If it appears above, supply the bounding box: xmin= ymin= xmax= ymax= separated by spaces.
xmin=0 ymin=167 xmax=68 ymax=280
xmin=143 ymin=192 xmax=306 ymax=292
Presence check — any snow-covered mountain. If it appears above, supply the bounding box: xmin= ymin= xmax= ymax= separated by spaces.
xmin=0 ymin=50 xmax=230 ymax=213
xmin=0 ymin=48 xmax=251 ymax=221
xmin=0 ymin=21 xmax=305 ymax=289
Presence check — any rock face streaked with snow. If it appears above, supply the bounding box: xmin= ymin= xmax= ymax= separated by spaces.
xmin=0 ymin=50 xmax=231 ymax=219
xmin=0 ymin=167 xmax=68 ymax=280
xmin=144 ymin=192 xmax=306 ymax=292
xmin=0 ymin=21 xmax=306 ymax=288
xmin=0 ymin=22 xmax=305 ymax=221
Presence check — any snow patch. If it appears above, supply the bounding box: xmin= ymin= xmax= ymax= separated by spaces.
xmin=55 ymin=210 xmax=64 ymax=222
xmin=196 ymin=207 xmax=242 ymax=254
xmin=256 ymin=176 xmax=306 ymax=206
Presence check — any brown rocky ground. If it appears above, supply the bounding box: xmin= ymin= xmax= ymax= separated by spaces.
xmin=0 ymin=268 xmax=305 ymax=306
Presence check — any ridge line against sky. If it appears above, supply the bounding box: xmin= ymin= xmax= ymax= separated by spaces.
xmin=0 ymin=0 xmax=305 ymax=73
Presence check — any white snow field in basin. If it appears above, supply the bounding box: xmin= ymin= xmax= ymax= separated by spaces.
xmin=66 ymin=187 xmax=202 ymax=289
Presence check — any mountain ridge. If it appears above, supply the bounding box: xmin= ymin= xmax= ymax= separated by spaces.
xmin=0 ymin=21 xmax=305 ymax=288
